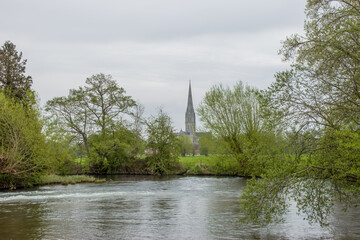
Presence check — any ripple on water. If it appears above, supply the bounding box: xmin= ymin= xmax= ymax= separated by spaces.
xmin=0 ymin=176 xmax=359 ymax=240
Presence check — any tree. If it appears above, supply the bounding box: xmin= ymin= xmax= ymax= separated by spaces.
xmin=81 ymin=73 xmax=136 ymax=135
xmin=45 ymin=73 xmax=136 ymax=157
xmin=88 ymin=124 xmax=143 ymax=174
xmin=241 ymin=0 xmax=360 ymax=226
xmin=269 ymin=0 xmax=360 ymax=129
xmin=197 ymin=81 xmax=267 ymax=175
xmin=198 ymin=133 xmax=221 ymax=156
xmin=0 ymin=41 xmax=33 ymax=103
xmin=0 ymin=92 xmax=49 ymax=188
xmin=178 ymin=135 xmax=194 ymax=157
xmin=45 ymin=89 xmax=90 ymax=155
xmin=146 ymin=109 xmax=179 ymax=175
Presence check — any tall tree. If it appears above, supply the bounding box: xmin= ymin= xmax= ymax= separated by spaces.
xmin=81 ymin=73 xmax=136 ymax=135
xmin=269 ymin=0 xmax=360 ymax=128
xmin=0 ymin=92 xmax=48 ymax=188
xmin=241 ymin=0 xmax=360 ymax=226
xmin=0 ymin=41 xmax=32 ymax=103
xmin=45 ymin=89 xmax=90 ymax=154
xmin=46 ymin=73 xmax=136 ymax=157
xmin=146 ymin=109 xmax=179 ymax=175
xmin=198 ymin=133 xmax=221 ymax=156
xmin=198 ymin=81 xmax=266 ymax=175
xmin=178 ymin=135 xmax=194 ymax=157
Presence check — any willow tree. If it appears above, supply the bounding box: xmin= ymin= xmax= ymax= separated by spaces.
xmin=241 ymin=0 xmax=360 ymax=226
xmin=198 ymin=82 xmax=271 ymax=175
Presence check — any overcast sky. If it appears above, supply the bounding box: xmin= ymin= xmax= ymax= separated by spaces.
xmin=1 ymin=0 xmax=307 ymax=131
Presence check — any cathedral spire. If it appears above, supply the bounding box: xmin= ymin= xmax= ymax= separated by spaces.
xmin=185 ymin=80 xmax=196 ymax=137
xmin=186 ymin=80 xmax=194 ymax=112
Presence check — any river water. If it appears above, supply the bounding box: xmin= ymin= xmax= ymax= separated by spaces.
xmin=0 ymin=176 xmax=359 ymax=239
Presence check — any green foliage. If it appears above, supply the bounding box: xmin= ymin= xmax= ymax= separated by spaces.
xmin=198 ymin=133 xmax=223 ymax=156
xmin=45 ymin=89 xmax=90 ymax=155
xmin=146 ymin=109 xmax=180 ymax=175
xmin=81 ymin=73 xmax=136 ymax=134
xmin=241 ymin=0 xmax=360 ymax=226
xmin=179 ymin=155 xmax=242 ymax=175
xmin=240 ymin=177 xmax=289 ymax=225
xmin=198 ymin=81 xmax=281 ymax=176
xmin=0 ymin=92 xmax=50 ymax=188
xmin=271 ymin=0 xmax=360 ymax=129
xmin=88 ymin=125 xmax=144 ymax=174
xmin=178 ymin=135 xmax=194 ymax=156
xmin=45 ymin=73 xmax=137 ymax=158
xmin=0 ymin=41 xmax=33 ymax=104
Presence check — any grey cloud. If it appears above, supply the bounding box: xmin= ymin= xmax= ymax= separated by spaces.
xmin=1 ymin=0 xmax=307 ymax=130
xmin=1 ymin=0 xmax=305 ymax=43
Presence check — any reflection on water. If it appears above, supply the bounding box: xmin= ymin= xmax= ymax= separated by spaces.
xmin=0 ymin=176 xmax=359 ymax=239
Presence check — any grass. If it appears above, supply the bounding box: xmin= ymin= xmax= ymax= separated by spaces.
xmin=178 ymin=155 xmax=242 ymax=175
xmin=38 ymin=174 xmax=106 ymax=185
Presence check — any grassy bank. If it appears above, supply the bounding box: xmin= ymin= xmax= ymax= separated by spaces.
xmin=38 ymin=174 xmax=105 ymax=185
xmin=179 ymin=155 xmax=241 ymax=175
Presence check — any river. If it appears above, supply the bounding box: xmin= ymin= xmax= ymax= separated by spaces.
xmin=0 ymin=176 xmax=359 ymax=239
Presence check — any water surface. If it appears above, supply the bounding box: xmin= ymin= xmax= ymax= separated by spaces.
xmin=0 ymin=176 xmax=359 ymax=239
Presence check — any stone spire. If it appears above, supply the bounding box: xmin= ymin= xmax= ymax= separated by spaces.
xmin=186 ymin=81 xmax=194 ymax=112
xmin=185 ymin=81 xmax=196 ymax=137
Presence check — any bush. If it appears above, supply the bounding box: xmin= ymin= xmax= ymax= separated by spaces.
xmin=0 ymin=92 xmax=49 ymax=188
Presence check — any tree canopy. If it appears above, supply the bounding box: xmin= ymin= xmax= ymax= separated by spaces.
xmin=198 ymin=81 xmax=272 ymax=175
xmin=146 ymin=109 xmax=179 ymax=175
xmin=45 ymin=73 xmax=139 ymax=173
xmin=0 ymin=41 xmax=33 ymax=104
xmin=240 ymin=0 xmax=360 ymax=226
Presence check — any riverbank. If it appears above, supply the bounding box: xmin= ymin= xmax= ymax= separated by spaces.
xmin=0 ymin=155 xmax=241 ymax=190
xmin=0 ymin=175 xmax=106 ymax=190
xmin=38 ymin=174 xmax=106 ymax=185
xmin=74 ymin=155 xmax=242 ymax=176
xmin=179 ymin=155 xmax=241 ymax=175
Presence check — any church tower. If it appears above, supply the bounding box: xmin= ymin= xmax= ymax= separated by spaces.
xmin=185 ymin=81 xmax=196 ymax=139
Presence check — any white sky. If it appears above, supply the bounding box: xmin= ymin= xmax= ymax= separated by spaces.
xmin=0 ymin=0 xmax=307 ymax=131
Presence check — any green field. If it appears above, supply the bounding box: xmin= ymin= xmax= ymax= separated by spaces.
xmin=178 ymin=155 xmax=241 ymax=175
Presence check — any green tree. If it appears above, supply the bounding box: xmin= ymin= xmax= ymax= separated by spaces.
xmin=88 ymin=124 xmax=143 ymax=174
xmin=0 ymin=92 xmax=49 ymax=188
xmin=81 ymin=73 xmax=136 ymax=135
xmin=45 ymin=73 xmax=137 ymax=158
xmin=197 ymin=133 xmax=227 ymax=156
xmin=146 ymin=109 xmax=179 ymax=175
xmin=45 ymin=89 xmax=90 ymax=155
xmin=198 ymin=81 xmax=267 ymax=175
xmin=178 ymin=135 xmax=194 ymax=157
xmin=42 ymin=116 xmax=79 ymax=175
xmin=241 ymin=0 xmax=360 ymax=226
xmin=0 ymin=41 xmax=33 ymax=104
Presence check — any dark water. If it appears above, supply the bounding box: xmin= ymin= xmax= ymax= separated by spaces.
xmin=0 ymin=176 xmax=359 ymax=240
